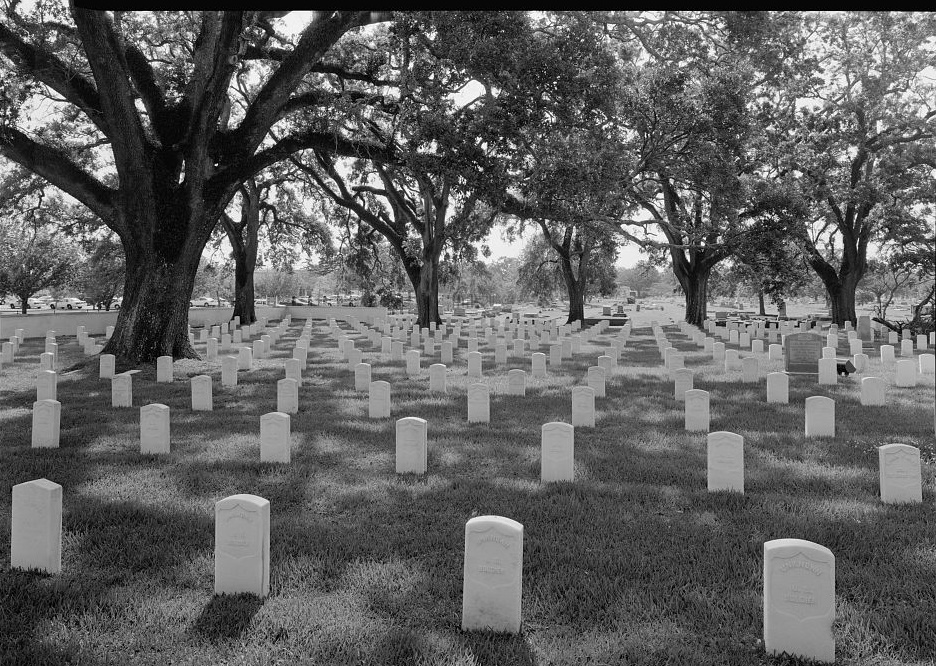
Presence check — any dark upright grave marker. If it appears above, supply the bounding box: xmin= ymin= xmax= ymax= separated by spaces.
xmin=784 ymin=332 xmax=823 ymax=374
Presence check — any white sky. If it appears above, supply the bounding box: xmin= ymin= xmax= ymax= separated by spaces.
xmin=480 ymin=225 xmax=648 ymax=268
xmin=280 ymin=14 xmax=653 ymax=269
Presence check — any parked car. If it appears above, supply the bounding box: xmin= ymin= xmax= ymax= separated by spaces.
xmin=6 ymin=298 xmax=38 ymax=310
xmin=48 ymin=297 xmax=90 ymax=310
xmin=190 ymin=296 xmax=214 ymax=307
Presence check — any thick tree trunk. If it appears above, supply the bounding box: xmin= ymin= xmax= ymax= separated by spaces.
xmin=815 ymin=269 xmax=860 ymax=327
xmin=232 ymin=250 xmax=256 ymax=325
xmin=102 ymin=246 xmax=201 ymax=365
xmin=757 ymin=290 xmax=766 ymax=316
xmin=416 ymin=251 xmax=442 ymax=327
xmin=673 ymin=267 xmax=710 ymax=327
xmin=559 ymin=256 xmax=585 ymax=325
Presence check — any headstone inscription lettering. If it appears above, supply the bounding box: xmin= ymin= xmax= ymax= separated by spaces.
xmin=140 ymin=403 xmax=170 ymax=454
xmin=368 ymin=381 xmax=391 ymax=419
xmin=878 ymin=444 xmax=922 ymax=504
xmin=540 ymin=422 xmax=574 ymax=482
xmin=784 ymin=333 xmax=823 ymax=374
xmin=571 ymin=386 xmax=596 ymax=428
xmin=707 ymin=431 xmax=744 ymax=493
xmin=763 ymin=539 xmax=835 ymax=663
xmin=461 ymin=515 xmax=523 ymax=634
xmin=260 ymin=412 xmax=291 ymax=463
xmin=214 ymin=494 xmax=270 ymax=596
xmin=395 ymin=417 xmax=428 ymax=474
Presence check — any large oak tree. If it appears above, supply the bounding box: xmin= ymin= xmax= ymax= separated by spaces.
xmin=0 ymin=7 xmax=391 ymax=363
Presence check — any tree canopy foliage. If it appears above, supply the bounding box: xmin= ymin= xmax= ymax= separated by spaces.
xmin=1 ymin=9 xmax=933 ymax=350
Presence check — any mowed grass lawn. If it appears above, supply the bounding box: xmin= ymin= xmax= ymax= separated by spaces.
xmin=1 ymin=317 xmax=934 ymax=666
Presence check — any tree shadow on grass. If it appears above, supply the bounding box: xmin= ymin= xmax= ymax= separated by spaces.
xmin=190 ymin=593 xmax=264 ymax=641
xmin=0 ymin=569 xmax=110 ymax=666
xmin=456 ymin=630 xmax=538 ymax=666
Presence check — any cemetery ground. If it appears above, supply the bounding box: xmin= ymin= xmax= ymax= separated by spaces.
xmin=1 ymin=318 xmax=934 ymax=666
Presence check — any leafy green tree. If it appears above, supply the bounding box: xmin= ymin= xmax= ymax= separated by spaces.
xmin=517 ymin=235 xmax=563 ymax=306
xmin=767 ymin=12 xmax=936 ymax=325
xmin=0 ymin=225 xmax=76 ymax=313
xmin=253 ymin=268 xmax=299 ymax=305
xmin=517 ymin=233 xmax=617 ymax=308
xmin=617 ymin=260 xmax=660 ymax=299
xmin=598 ymin=11 xmax=817 ymax=326
xmin=858 ymin=258 xmax=918 ymax=321
xmin=1 ymin=8 xmax=393 ymax=362
xmin=499 ymin=12 xmax=628 ymax=323
xmin=289 ymin=12 xmax=543 ymax=326
xmin=217 ymin=171 xmax=333 ymax=324
xmin=193 ymin=259 xmax=234 ymax=306
xmin=77 ymin=234 xmax=125 ymax=310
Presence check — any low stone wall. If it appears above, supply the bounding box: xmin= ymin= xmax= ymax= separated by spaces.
xmin=282 ymin=306 xmax=387 ymax=325
xmin=1 ymin=305 xmax=387 ymax=339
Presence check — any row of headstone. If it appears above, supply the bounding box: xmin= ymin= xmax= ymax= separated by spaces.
xmin=10 ymin=477 xmax=906 ymax=663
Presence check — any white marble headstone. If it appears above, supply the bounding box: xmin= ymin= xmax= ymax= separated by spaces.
xmin=140 ymin=403 xmax=171 ymax=453
xmin=112 ymin=373 xmax=132 ymax=407
xmin=707 ymin=431 xmax=744 ymax=493
xmin=766 ymin=372 xmax=789 ymax=404
xmin=818 ymin=357 xmax=837 ymax=385
xmin=368 ymin=381 xmax=391 ymax=419
xmin=429 ymin=363 xmax=447 ymax=392
xmin=763 ymin=539 xmax=835 ymax=663
xmin=467 ymin=351 xmax=482 ymax=379
xmin=878 ymin=443 xmax=922 ymax=504
xmin=31 ymin=399 xmax=61 ymax=448
xmin=549 ymin=343 xmax=562 ymax=367
xmin=860 ymin=376 xmax=886 ymax=406
xmin=214 ymin=494 xmax=270 ymax=597
xmin=260 ymin=412 xmax=291 ymax=463
xmin=920 ymin=353 xmax=935 ymax=376
xmin=191 ymin=375 xmax=213 ymax=411
xmin=895 ymin=359 xmax=916 ymax=387
xmin=156 ymin=355 xmax=173 ymax=383
xmin=571 ymin=386 xmax=595 ymax=428
xmin=405 ymin=349 xmax=421 ymax=378
xmin=684 ymin=389 xmax=710 ymax=432
xmin=805 ymin=396 xmax=834 ymax=437
xmin=586 ymin=366 xmax=606 ymax=398
xmin=221 ymin=355 xmax=238 ymax=386
xmin=395 ymin=417 xmax=427 ymax=474
xmin=673 ymin=368 xmax=693 ymax=401
xmin=741 ymin=356 xmax=758 ymax=383
xmin=354 ymin=362 xmax=372 ymax=392
xmin=11 ymin=478 xmax=62 ymax=574
xmin=461 ymin=515 xmax=523 ymax=634
xmin=276 ymin=378 xmax=299 ymax=414
xmin=506 ymin=369 xmax=526 ymax=396
xmin=467 ymin=383 xmax=490 ymax=423
xmin=36 ymin=369 xmax=57 ymax=402
xmin=531 ymin=353 xmax=546 ymax=378
xmin=880 ymin=344 xmax=895 ymax=366
xmin=540 ymin=422 xmax=574 ymax=482
xmin=238 ymin=346 xmax=253 ymax=371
